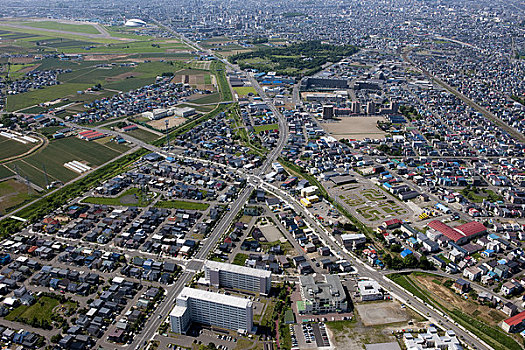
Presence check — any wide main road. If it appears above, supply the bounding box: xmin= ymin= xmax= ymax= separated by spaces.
xmin=260 ymin=182 xmax=491 ymax=350
xmin=113 ymin=33 xmax=289 ymax=350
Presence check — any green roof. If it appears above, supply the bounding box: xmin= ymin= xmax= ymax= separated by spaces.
xmin=284 ymin=309 xmax=295 ymax=324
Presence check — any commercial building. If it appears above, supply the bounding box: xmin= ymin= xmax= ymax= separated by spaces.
xmin=427 ymin=220 xmax=487 ymax=244
xmin=300 ymin=77 xmax=349 ymax=90
xmin=502 ymin=310 xmax=525 ymax=333
xmin=169 ymin=287 xmax=253 ymax=334
xmin=341 ymin=233 xmax=367 ymax=249
xmin=204 ymin=260 xmax=272 ymax=295
xmin=357 ymin=280 xmax=383 ymax=301
xmin=322 ymin=105 xmax=335 ymax=119
xmin=298 ymin=275 xmax=347 ymax=314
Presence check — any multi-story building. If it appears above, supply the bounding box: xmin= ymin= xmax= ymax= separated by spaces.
xmin=169 ymin=287 xmax=253 ymax=334
xmin=204 ymin=260 xmax=272 ymax=295
xmin=298 ymin=275 xmax=347 ymax=314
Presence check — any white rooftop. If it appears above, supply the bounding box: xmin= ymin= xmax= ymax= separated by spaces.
xmin=178 ymin=287 xmax=252 ymax=309
xmin=205 ymin=260 xmax=271 ymax=278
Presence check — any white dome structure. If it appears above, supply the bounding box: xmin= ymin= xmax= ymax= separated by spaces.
xmin=124 ymin=19 xmax=147 ymax=27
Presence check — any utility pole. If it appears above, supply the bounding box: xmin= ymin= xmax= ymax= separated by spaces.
xmin=42 ymin=163 xmax=49 ymax=189
xmin=165 ymin=119 xmax=170 ymax=151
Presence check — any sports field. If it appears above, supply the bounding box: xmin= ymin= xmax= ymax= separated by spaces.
xmin=322 ymin=117 xmax=387 ymax=140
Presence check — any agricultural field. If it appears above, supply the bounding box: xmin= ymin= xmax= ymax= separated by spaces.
xmin=10 ymin=20 xmax=102 ymax=34
xmin=0 ymin=19 xmax=202 ymax=113
xmin=172 ymin=68 xmax=216 ymax=91
xmin=123 ymin=128 xmax=161 ymax=143
xmin=4 ymin=137 xmax=128 ymax=188
xmin=0 ymin=179 xmax=39 ymax=214
xmin=0 ymin=135 xmax=39 ymax=161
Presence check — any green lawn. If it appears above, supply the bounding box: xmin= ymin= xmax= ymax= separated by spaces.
xmin=83 ymin=187 xmax=152 ymax=207
xmin=12 ymin=20 xmax=101 ymax=34
xmin=233 ymin=86 xmax=257 ymax=97
xmin=6 ymin=296 xmax=59 ymax=327
xmin=253 ymin=123 xmax=278 ymax=133
xmin=232 ymin=253 xmax=248 ymax=266
xmin=155 ymin=200 xmax=210 ymax=211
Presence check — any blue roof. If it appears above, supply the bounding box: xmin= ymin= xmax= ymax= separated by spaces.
xmin=401 ymin=249 xmax=413 ymax=258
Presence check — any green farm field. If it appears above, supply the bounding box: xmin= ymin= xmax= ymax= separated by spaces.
xmin=0 ymin=135 xmax=37 ymax=161
xmin=5 ymin=137 xmax=127 ymax=187
xmin=124 ymin=128 xmax=160 ymax=143
xmin=11 ymin=20 xmax=101 ymax=34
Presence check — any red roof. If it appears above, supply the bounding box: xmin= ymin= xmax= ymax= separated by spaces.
xmin=384 ymin=219 xmax=402 ymax=226
xmin=427 ymin=220 xmax=486 ymax=243
xmin=504 ymin=310 xmax=525 ymax=326
xmin=428 ymin=220 xmax=464 ymax=242
xmin=456 ymin=221 xmax=486 ymax=237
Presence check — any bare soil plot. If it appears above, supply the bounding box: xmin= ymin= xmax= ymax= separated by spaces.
xmin=10 ymin=57 xmax=36 ymax=64
xmin=355 ymin=301 xmax=410 ymax=326
xmin=322 ymin=117 xmax=386 ymax=140
xmin=259 ymin=224 xmax=282 ymax=242
xmin=84 ymin=54 xmax=128 ymax=61
xmin=412 ymin=274 xmax=506 ymax=326
xmin=147 ymin=116 xmax=187 ymax=130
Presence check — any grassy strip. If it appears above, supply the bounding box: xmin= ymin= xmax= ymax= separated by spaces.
xmin=210 ymin=61 xmax=232 ymax=101
xmin=232 ymin=253 xmax=248 ymax=266
xmin=387 ymin=273 xmax=521 ymax=350
xmin=155 ymin=200 xmax=210 ymax=211
xmin=0 ymin=149 xmax=148 ymax=237
xmin=82 ymin=187 xmax=152 ymax=207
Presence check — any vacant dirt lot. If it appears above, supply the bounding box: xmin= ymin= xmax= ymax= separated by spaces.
xmin=322 ymin=116 xmax=386 ymax=140
xmin=259 ymin=224 xmax=282 ymax=242
xmin=355 ymin=301 xmax=409 ymax=326
xmin=147 ymin=116 xmax=187 ymax=130
xmin=412 ymin=274 xmax=506 ymax=326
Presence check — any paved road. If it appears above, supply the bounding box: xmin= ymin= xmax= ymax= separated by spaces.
xmin=259 ymin=181 xmax=492 ymax=350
